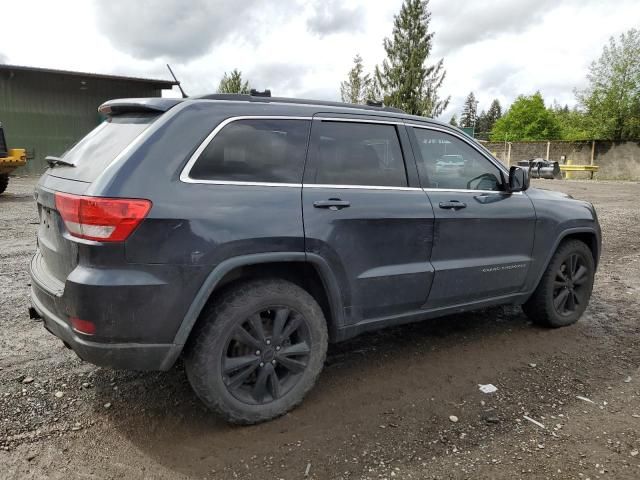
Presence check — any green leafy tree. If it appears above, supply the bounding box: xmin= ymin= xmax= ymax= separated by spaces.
xmin=490 ymin=92 xmax=561 ymax=141
xmin=217 ymin=69 xmax=250 ymax=94
xmin=460 ymin=92 xmax=477 ymax=128
xmin=577 ymin=28 xmax=640 ymax=140
xmin=374 ymin=0 xmax=450 ymax=117
xmin=449 ymin=114 xmax=458 ymax=127
xmin=551 ymin=102 xmax=593 ymax=141
xmin=340 ymin=54 xmax=372 ymax=104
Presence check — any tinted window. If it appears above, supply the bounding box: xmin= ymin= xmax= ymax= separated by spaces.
xmin=54 ymin=114 xmax=158 ymax=182
xmin=190 ymin=119 xmax=310 ymax=183
xmin=308 ymin=121 xmax=407 ymax=187
xmin=412 ymin=128 xmax=504 ymax=191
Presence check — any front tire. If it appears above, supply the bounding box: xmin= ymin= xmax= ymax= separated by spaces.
xmin=185 ymin=279 xmax=328 ymax=424
xmin=523 ymin=239 xmax=595 ymax=327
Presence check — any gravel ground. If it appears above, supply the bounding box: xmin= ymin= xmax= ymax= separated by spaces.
xmin=0 ymin=176 xmax=639 ymax=480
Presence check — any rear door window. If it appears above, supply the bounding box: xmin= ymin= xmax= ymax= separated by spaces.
xmin=306 ymin=121 xmax=408 ymax=187
xmin=188 ymin=119 xmax=310 ymax=184
xmin=50 ymin=114 xmax=158 ymax=182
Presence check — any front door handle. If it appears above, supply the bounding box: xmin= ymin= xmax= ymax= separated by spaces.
xmin=439 ymin=200 xmax=467 ymax=210
xmin=313 ymin=199 xmax=351 ymax=210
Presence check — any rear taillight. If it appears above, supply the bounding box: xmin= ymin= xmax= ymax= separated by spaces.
xmin=54 ymin=193 xmax=152 ymax=242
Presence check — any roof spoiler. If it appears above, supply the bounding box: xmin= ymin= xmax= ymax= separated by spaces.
xmin=98 ymin=98 xmax=184 ymax=115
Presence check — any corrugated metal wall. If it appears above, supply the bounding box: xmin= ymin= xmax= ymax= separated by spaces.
xmin=0 ymin=69 xmax=164 ymax=174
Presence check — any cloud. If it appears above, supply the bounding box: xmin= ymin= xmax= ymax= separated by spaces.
xmin=306 ymin=0 xmax=365 ymax=37
xmin=247 ymin=62 xmax=313 ymax=94
xmin=431 ymin=0 xmax=563 ymax=52
xmin=0 ymin=52 xmax=6 ymax=64
xmin=94 ymin=0 xmax=300 ymax=62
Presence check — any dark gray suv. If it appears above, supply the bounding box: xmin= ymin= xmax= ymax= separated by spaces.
xmin=30 ymin=94 xmax=601 ymax=424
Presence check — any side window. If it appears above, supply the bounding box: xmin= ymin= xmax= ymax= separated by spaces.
xmin=412 ymin=128 xmax=504 ymax=191
xmin=189 ymin=119 xmax=310 ymax=183
xmin=308 ymin=121 xmax=408 ymax=187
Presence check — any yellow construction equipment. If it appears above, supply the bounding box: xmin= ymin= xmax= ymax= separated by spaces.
xmin=0 ymin=123 xmax=27 ymax=194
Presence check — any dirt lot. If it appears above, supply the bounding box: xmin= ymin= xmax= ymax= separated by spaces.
xmin=1 ymin=176 xmax=639 ymax=480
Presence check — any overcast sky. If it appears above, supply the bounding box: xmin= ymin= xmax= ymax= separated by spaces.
xmin=1 ymin=0 xmax=639 ymax=120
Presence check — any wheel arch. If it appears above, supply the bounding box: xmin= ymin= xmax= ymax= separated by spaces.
xmin=529 ymin=227 xmax=600 ymax=297
xmin=172 ymin=253 xmax=345 ymax=350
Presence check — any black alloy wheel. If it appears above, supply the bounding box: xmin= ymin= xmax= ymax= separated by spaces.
xmin=222 ymin=306 xmax=311 ymax=405
xmin=552 ymin=252 xmax=590 ymax=316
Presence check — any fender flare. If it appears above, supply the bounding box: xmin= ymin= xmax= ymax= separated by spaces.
xmin=171 ymin=252 xmax=345 ymax=347
xmin=529 ymin=226 xmax=600 ymax=294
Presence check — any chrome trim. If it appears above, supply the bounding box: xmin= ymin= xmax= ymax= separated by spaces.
xmin=404 ymin=123 xmax=509 ymax=175
xmin=313 ymin=116 xmax=403 ymax=125
xmin=186 ymin=180 xmax=302 ymax=187
xmin=180 ymin=116 xmax=313 ymax=184
xmin=422 ymin=187 xmax=523 ymax=195
xmin=304 ymin=184 xmax=421 ymax=191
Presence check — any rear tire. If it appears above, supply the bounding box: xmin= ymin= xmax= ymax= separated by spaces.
xmin=0 ymin=174 xmax=8 ymax=195
xmin=184 ymin=279 xmax=328 ymax=424
xmin=523 ymin=239 xmax=595 ymax=327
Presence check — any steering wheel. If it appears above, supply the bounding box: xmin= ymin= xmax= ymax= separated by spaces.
xmin=466 ymin=173 xmax=500 ymax=191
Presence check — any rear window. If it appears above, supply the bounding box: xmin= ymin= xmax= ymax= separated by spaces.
xmin=50 ymin=114 xmax=158 ymax=182
xmin=188 ymin=119 xmax=310 ymax=184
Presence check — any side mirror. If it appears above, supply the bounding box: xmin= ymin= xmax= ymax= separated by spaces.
xmin=508 ymin=166 xmax=529 ymax=192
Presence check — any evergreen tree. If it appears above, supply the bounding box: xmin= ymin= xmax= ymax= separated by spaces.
xmin=340 ymin=54 xmax=372 ymax=104
xmin=449 ymin=114 xmax=458 ymax=127
xmin=374 ymin=0 xmax=449 ymax=117
xmin=217 ymin=69 xmax=250 ymax=94
xmin=475 ymin=110 xmax=488 ymax=133
xmin=460 ymin=92 xmax=477 ymax=128
xmin=485 ymin=99 xmax=502 ymax=130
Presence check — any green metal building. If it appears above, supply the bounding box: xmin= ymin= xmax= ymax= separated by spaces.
xmin=0 ymin=64 xmax=176 ymax=174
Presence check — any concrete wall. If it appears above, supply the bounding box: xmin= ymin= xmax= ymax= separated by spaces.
xmin=483 ymin=140 xmax=640 ymax=180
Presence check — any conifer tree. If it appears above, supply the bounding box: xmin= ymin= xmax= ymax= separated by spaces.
xmin=374 ymin=0 xmax=449 ymax=117
xmin=340 ymin=54 xmax=372 ymax=104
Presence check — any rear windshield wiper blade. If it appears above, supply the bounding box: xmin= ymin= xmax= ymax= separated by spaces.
xmin=46 ymin=156 xmax=75 ymax=167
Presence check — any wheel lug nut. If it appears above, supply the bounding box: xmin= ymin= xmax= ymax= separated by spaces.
xmin=271 ymin=360 xmax=276 ymax=365
xmin=255 ymin=350 xmax=261 ymax=355
xmin=266 ymin=340 xmax=271 ymax=345
xmin=275 ymin=346 xmax=280 ymax=351
xmin=259 ymin=362 xmax=264 ymax=367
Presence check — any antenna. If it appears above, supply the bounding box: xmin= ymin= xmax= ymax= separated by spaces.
xmin=166 ymin=64 xmax=188 ymax=98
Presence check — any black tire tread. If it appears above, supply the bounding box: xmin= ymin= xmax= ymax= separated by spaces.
xmin=184 ymin=278 xmax=328 ymax=425
xmin=523 ymin=239 xmax=594 ymax=328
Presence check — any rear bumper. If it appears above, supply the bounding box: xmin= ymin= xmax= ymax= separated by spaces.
xmin=31 ymin=285 xmax=180 ymax=370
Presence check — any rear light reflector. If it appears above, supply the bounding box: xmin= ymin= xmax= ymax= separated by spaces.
xmin=54 ymin=193 xmax=151 ymax=242
xmin=70 ymin=317 xmax=96 ymax=335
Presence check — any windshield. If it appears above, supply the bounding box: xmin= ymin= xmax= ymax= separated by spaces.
xmin=49 ymin=114 xmax=158 ymax=182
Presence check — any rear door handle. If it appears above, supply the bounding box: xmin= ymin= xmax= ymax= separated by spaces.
xmin=313 ymin=199 xmax=351 ymax=210
xmin=439 ymin=200 xmax=467 ymax=210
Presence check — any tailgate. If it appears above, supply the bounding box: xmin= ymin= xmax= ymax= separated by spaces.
xmin=33 ymin=177 xmax=87 ymax=289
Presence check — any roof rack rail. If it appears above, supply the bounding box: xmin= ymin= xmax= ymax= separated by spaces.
xmin=194 ymin=93 xmax=405 ymax=114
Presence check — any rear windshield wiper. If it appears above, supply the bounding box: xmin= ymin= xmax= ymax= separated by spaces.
xmin=46 ymin=156 xmax=75 ymax=168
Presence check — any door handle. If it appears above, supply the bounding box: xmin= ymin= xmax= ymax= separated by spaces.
xmin=313 ymin=199 xmax=351 ymax=210
xmin=439 ymin=200 xmax=467 ymax=210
